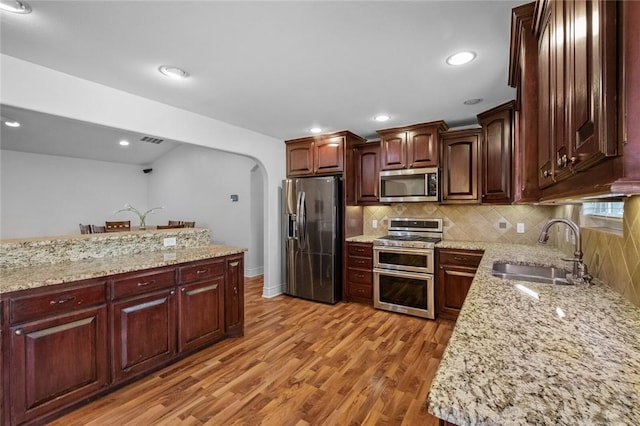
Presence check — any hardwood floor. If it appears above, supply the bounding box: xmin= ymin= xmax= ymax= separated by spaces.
xmin=50 ymin=276 xmax=454 ymax=426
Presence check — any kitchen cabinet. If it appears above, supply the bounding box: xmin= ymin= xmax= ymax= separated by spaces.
xmin=5 ymin=279 xmax=108 ymax=426
xmin=377 ymin=121 xmax=448 ymax=171
xmin=353 ymin=141 xmax=380 ymax=205
xmin=178 ymin=259 xmax=225 ymax=353
xmin=478 ymin=101 xmax=515 ymax=204
xmin=345 ymin=242 xmax=373 ymax=304
xmin=436 ymin=249 xmax=483 ymax=320
xmin=508 ymin=2 xmax=542 ymax=203
xmin=1 ymin=252 xmax=245 ymax=425
xmin=441 ymin=129 xmax=481 ymax=204
xmin=286 ymin=132 xmax=365 ymax=177
xmin=111 ymin=268 xmax=177 ymax=383
xmin=224 ymin=255 xmax=244 ymax=337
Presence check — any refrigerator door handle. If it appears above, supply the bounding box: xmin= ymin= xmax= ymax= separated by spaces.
xmin=297 ymin=190 xmax=307 ymax=250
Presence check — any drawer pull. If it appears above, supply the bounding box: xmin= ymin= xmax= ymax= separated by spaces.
xmin=137 ymin=280 xmax=156 ymax=287
xmin=196 ymin=269 xmax=209 ymax=275
xmin=15 ymin=329 xmax=22 ymax=336
xmin=229 ymin=261 xmax=239 ymax=267
xmin=50 ymin=296 xmax=76 ymax=305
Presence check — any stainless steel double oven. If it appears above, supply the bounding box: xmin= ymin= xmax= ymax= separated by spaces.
xmin=373 ymin=218 xmax=442 ymax=319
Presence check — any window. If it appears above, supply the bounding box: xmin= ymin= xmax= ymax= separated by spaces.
xmin=582 ymin=201 xmax=624 ymax=232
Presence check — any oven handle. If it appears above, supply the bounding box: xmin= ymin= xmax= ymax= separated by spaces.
xmin=373 ymin=246 xmax=433 ymax=254
xmin=373 ymin=268 xmax=434 ymax=280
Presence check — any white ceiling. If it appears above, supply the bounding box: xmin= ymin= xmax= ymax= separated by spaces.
xmin=0 ymin=0 xmax=524 ymax=163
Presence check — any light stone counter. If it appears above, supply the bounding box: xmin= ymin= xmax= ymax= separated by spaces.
xmin=0 ymin=245 xmax=246 ymax=294
xmin=345 ymin=235 xmax=380 ymax=243
xmin=428 ymin=241 xmax=640 ymax=425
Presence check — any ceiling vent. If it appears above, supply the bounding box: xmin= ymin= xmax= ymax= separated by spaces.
xmin=140 ymin=136 xmax=164 ymax=144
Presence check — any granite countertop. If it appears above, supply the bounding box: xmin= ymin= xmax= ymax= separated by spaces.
xmin=345 ymin=235 xmax=380 ymax=243
xmin=0 ymin=245 xmax=246 ymax=294
xmin=427 ymin=241 xmax=640 ymax=425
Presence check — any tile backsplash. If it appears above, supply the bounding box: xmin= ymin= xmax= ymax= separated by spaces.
xmin=363 ymin=204 xmax=557 ymax=245
xmin=555 ymin=196 xmax=640 ymax=307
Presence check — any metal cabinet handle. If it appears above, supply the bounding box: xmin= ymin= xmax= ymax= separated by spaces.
xmin=196 ymin=269 xmax=208 ymax=275
xmin=229 ymin=261 xmax=239 ymax=267
xmin=181 ymin=287 xmax=186 ymax=292
xmin=15 ymin=329 xmax=22 ymax=335
xmin=542 ymin=170 xmax=553 ymax=178
xmin=50 ymin=296 xmax=76 ymax=305
xmin=137 ymin=280 xmax=156 ymax=287
xmin=170 ymin=290 xmax=175 ymax=295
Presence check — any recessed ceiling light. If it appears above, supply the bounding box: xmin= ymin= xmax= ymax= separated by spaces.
xmin=158 ymin=65 xmax=189 ymax=80
xmin=4 ymin=120 xmax=21 ymax=128
xmin=374 ymin=114 xmax=390 ymax=122
xmin=446 ymin=51 xmax=476 ymax=66
xmin=309 ymin=127 xmax=322 ymax=134
xmin=0 ymin=0 xmax=32 ymax=14
xmin=119 ymin=140 xmax=130 ymax=147
xmin=463 ymin=98 xmax=483 ymax=105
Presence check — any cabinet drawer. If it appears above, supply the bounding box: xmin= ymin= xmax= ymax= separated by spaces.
xmin=9 ymin=280 xmax=107 ymax=324
xmin=347 ymin=283 xmax=373 ymax=299
xmin=112 ymin=268 xmax=176 ymax=300
xmin=438 ymin=250 xmax=483 ymax=268
xmin=348 ymin=268 xmax=372 ymax=285
xmin=179 ymin=259 xmax=224 ymax=284
xmin=347 ymin=243 xmax=372 ymax=258
xmin=348 ymin=256 xmax=372 ymax=268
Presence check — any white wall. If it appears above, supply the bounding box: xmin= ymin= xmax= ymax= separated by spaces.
xmin=1 ymin=54 xmax=285 ymax=298
xmin=0 ymin=150 xmax=148 ymax=239
xmin=249 ymin=164 xmax=265 ymax=276
xmin=147 ymin=144 xmax=262 ymax=275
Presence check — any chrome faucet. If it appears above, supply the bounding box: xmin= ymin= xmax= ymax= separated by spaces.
xmin=538 ymin=218 xmax=592 ymax=285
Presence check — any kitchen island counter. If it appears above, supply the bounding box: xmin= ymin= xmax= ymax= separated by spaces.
xmin=0 ymin=245 xmax=246 ymax=294
xmin=428 ymin=241 xmax=640 ymax=425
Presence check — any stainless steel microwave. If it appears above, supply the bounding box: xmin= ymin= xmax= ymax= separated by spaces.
xmin=379 ymin=167 xmax=439 ymax=202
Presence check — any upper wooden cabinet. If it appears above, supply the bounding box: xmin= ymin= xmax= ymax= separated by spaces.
xmin=508 ymin=2 xmax=541 ymax=203
xmin=377 ymin=121 xmax=448 ymax=171
xmin=353 ymin=141 xmax=380 ymax=205
xmin=441 ymin=129 xmax=481 ymax=204
xmin=508 ymin=0 xmax=640 ymax=200
xmin=478 ymin=101 xmax=515 ymax=204
xmin=285 ymin=131 xmax=365 ymax=177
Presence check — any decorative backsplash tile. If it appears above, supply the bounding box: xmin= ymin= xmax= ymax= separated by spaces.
xmin=363 ymin=204 xmax=558 ymax=245
xmin=555 ymin=196 xmax=640 ymax=307
xmin=0 ymin=228 xmax=211 ymax=269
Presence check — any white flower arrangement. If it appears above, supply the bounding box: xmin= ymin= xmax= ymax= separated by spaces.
xmin=115 ymin=204 xmax=164 ymax=230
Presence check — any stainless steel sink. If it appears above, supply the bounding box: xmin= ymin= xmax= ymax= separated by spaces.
xmin=492 ymin=262 xmax=571 ymax=285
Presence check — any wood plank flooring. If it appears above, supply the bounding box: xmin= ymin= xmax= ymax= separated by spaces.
xmin=49 ymin=276 xmax=454 ymax=425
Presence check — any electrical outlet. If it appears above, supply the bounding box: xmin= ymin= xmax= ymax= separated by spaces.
xmin=372 ymin=219 xmax=378 ymax=229
xmin=164 ymin=237 xmax=176 ymax=247
xmin=516 ymin=223 xmax=525 ymax=233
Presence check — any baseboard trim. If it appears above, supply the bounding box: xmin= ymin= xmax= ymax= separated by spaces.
xmin=262 ymin=283 xmax=284 ymax=299
xmin=245 ymin=266 xmax=264 ymax=277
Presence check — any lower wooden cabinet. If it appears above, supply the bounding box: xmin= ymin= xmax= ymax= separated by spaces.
xmin=436 ymin=248 xmax=483 ymax=320
xmin=5 ymin=279 xmax=109 ymax=426
xmin=224 ymin=255 xmax=245 ymax=337
xmin=1 ymin=253 xmax=244 ymax=426
xmin=345 ymin=242 xmax=373 ymax=304
xmin=178 ymin=259 xmax=226 ymax=352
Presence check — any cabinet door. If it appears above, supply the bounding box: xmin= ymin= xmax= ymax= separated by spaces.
xmin=566 ymin=0 xmax=617 ymax=170
xmin=379 ymin=131 xmax=407 ymax=170
xmin=479 ymin=102 xmax=514 ymax=204
xmin=354 ymin=142 xmax=380 ymax=204
xmin=224 ymin=255 xmax=244 ymax=337
xmin=286 ymin=140 xmax=314 ymax=177
xmin=9 ymin=306 xmax=108 ymax=425
xmin=111 ymin=289 xmax=176 ymax=383
xmin=441 ymin=130 xmax=480 ymax=203
xmin=407 ymin=126 xmax=439 ymax=168
xmin=538 ymin=11 xmax=555 ymax=188
xmin=437 ymin=265 xmax=476 ymax=320
xmin=178 ymin=277 xmax=225 ymax=352
xmin=314 ymin=135 xmax=344 ymax=174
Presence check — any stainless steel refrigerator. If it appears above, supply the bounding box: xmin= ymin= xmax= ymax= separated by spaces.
xmin=282 ymin=176 xmax=342 ymax=304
